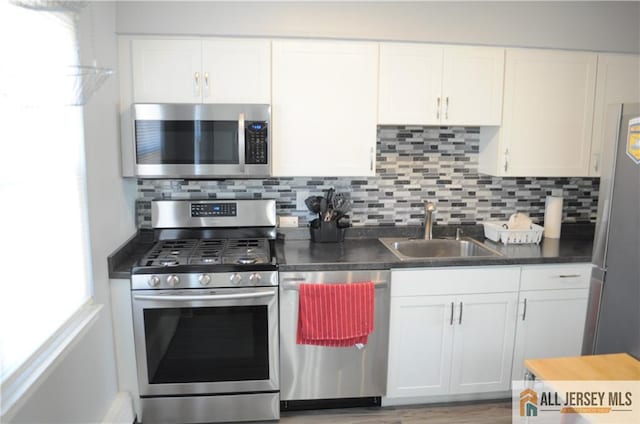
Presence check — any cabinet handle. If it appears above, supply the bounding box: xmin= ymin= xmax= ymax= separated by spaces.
xmin=503 ymin=148 xmax=509 ymax=173
xmin=522 ymin=298 xmax=527 ymax=321
xmin=238 ymin=112 xmax=245 ymax=171
xmin=594 ymin=153 xmax=600 ymax=173
xmin=204 ymin=71 xmax=209 ymax=95
xmin=436 ymin=97 xmax=441 ymax=120
xmin=558 ymin=274 xmax=581 ymax=278
xmin=445 ymin=96 xmax=449 ymax=120
xmin=370 ymin=147 xmax=374 ymax=172
xmin=194 ymin=72 xmax=201 ymax=97
xmin=450 ymin=302 xmax=455 ymax=326
xmin=458 ymin=301 xmax=463 ymax=324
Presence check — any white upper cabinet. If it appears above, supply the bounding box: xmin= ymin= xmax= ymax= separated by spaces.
xmin=479 ymin=48 xmax=597 ymax=177
xmin=378 ymin=44 xmax=443 ymax=125
xmin=378 ymin=43 xmax=504 ymax=126
xmin=271 ymin=40 xmax=378 ymax=177
xmin=441 ymin=46 xmax=505 ymax=126
xmin=589 ymin=54 xmax=640 ymax=176
xmin=131 ymin=38 xmax=270 ymax=104
xmin=132 ymin=39 xmax=202 ymax=103
xmin=201 ymin=39 xmax=271 ymax=104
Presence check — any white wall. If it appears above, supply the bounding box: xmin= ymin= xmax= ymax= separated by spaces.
xmin=9 ymin=2 xmax=137 ymax=422
xmin=116 ymin=1 xmax=640 ymax=54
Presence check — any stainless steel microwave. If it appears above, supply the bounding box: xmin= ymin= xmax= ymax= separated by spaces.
xmin=125 ymin=103 xmax=270 ymax=179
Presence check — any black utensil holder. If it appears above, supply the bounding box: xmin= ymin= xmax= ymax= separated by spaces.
xmin=309 ymin=219 xmax=346 ymax=243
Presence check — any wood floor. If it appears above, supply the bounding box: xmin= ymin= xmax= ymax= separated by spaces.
xmin=279 ymin=400 xmax=512 ymax=423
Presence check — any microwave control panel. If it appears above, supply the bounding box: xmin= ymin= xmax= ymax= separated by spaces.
xmin=191 ymin=202 xmax=237 ymax=217
xmin=245 ymin=122 xmax=268 ymax=165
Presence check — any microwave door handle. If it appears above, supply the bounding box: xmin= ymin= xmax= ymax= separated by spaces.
xmin=133 ymin=290 xmax=276 ymax=302
xmin=238 ymin=112 xmax=245 ymax=172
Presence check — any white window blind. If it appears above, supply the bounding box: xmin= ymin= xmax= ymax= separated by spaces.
xmin=0 ymin=2 xmax=92 ymax=384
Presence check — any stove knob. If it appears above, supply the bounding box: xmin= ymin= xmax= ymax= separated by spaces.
xmin=148 ymin=275 xmax=161 ymax=288
xmin=198 ymin=274 xmax=212 ymax=286
xmin=166 ymin=275 xmax=180 ymax=287
xmin=249 ymin=273 xmax=262 ymax=284
xmin=230 ymin=273 xmax=243 ymax=285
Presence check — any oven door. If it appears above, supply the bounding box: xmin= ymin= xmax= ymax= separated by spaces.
xmin=131 ymin=286 xmax=278 ymax=397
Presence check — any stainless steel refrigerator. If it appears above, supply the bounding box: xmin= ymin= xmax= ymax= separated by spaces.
xmin=583 ymin=103 xmax=640 ymax=358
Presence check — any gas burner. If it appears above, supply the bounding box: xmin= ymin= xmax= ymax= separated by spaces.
xmin=237 ymin=257 xmax=258 ymax=265
xmin=139 ymin=237 xmax=271 ymax=268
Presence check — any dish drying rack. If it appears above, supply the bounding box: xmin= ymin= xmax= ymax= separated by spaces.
xmin=482 ymin=221 xmax=544 ymax=245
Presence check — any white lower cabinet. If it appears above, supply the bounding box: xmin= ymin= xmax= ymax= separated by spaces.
xmin=387 ymin=295 xmax=455 ymax=397
xmin=386 ymin=263 xmax=590 ymax=402
xmin=387 ymin=267 xmax=519 ymax=398
xmin=449 ymin=292 xmax=518 ymax=394
xmin=511 ymin=264 xmax=591 ymax=380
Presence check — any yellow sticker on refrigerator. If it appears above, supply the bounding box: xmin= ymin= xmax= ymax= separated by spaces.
xmin=628 ymin=117 xmax=640 ymax=164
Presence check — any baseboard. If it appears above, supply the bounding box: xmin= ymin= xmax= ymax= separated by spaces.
xmin=281 ymin=396 xmax=381 ymax=411
xmin=102 ymin=392 xmax=136 ymax=424
xmin=382 ymin=391 xmax=511 ymax=407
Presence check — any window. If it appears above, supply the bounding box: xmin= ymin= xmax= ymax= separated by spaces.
xmin=0 ymin=2 xmax=93 ymax=385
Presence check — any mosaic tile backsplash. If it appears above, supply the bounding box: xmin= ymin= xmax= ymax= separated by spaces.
xmin=136 ymin=126 xmax=599 ymax=228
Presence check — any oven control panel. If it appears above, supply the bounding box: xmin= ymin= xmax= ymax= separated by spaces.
xmin=191 ymin=202 xmax=237 ymax=217
xmin=132 ymin=271 xmax=278 ymax=290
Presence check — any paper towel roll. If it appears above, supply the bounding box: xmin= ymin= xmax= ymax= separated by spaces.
xmin=543 ymin=196 xmax=563 ymax=239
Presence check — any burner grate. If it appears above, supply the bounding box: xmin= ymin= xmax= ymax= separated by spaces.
xmin=189 ymin=239 xmax=225 ymax=265
xmin=139 ymin=238 xmax=271 ymax=267
xmin=141 ymin=239 xmax=199 ymax=266
xmin=223 ymin=239 xmax=270 ymax=265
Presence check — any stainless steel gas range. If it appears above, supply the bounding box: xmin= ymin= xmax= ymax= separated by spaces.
xmin=131 ymin=199 xmax=279 ymax=424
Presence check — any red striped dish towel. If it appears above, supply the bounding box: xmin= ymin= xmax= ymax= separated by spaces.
xmin=296 ymin=281 xmax=375 ymax=347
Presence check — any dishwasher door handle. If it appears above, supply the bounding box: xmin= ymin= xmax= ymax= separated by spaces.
xmin=281 ymin=280 xmax=389 ymax=291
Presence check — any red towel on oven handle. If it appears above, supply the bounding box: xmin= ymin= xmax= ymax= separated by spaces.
xmin=296 ymin=281 xmax=375 ymax=347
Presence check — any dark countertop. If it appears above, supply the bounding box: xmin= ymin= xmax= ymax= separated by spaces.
xmin=276 ymin=235 xmax=593 ymax=272
xmin=108 ymin=230 xmax=155 ymax=279
xmin=109 ymin=224 xmax=594 ymax=278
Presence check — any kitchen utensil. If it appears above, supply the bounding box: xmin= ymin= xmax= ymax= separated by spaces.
xmin=304 ymin=196 xmax=322 ymax=214
xmin=336 ymin=215 xmax=351 ymax=228
xmin=320 ymin=197 xmax=328 ymax=218
xmin=332 ymin=194 xmax=351 ymax=215
xmin=325 ymin=188 xmax=335 ymax=208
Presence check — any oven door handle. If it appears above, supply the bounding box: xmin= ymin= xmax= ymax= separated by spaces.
xmin=133 ymin=290 xmax=276 ymax=302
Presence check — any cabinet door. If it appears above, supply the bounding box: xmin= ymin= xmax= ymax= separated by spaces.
xmin=512 ymin=289 xmax=589 ymax=380
xmin=378 ymin=43 xmax=443 ymax=125
xmin=442 ymin=46 xmax=504 ymax=126
xmin=449 ymin=292 xmax=518 ymax=394
xmin=272 ymin=40 xmax=378 ymax=176
xmin=501 ymin=49 xmax=597 ymax=176
xmin=387 ymin=295 xmax=455 ymax=398
xmin=589 ymin=54 xmax=640 ymax=176
xmin=201 ymin=39 xmax=271 ymax=104
xmin=131 ymin=39 xmax=202 ymax=103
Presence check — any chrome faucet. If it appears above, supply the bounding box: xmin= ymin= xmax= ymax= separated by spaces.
xmin=423 ymin=201 xmax=436 ymax=240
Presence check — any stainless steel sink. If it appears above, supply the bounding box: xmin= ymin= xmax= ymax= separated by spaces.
xmin=379 ymin=237 xmax=503 ymax=261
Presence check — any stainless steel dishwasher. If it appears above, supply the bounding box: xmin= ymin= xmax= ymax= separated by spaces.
xmin=279 ymin=270 xmax=390 ymax=406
